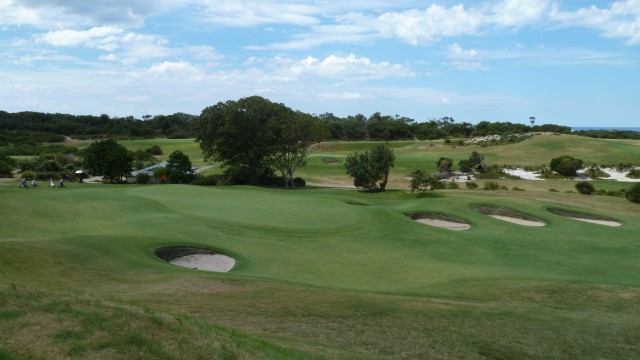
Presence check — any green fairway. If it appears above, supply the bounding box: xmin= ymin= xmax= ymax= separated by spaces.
xmin=2 ymin=134 xmax=640 ymax=359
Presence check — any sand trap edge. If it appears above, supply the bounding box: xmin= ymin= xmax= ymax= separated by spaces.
xmin=474 ymin=205 xmax=545 ymax=227
xmin=154 ymin=246 xmax=236 ymax=272
xmin=547 ymin=208 xmax=621 ymax=227
xmin=407 ymin=213 xmax=471 ymax=231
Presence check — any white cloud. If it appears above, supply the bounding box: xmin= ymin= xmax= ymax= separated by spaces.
xmin=0 ymin=0 xmax=41 ymax=25
xmin=148 ymin=60 xmax=198 ymax=74
xmin=35 ymin=26 xmax=173 ymax=63
xmin=490 ymin=0 xmax=551 ymax=27
xmin=448 ymin=43 xmax=479 ymax=59
xmin=550 ymin=0 xmax=640 ymax=45
xmin=281 ymin=54 xmax=413 ymax=80
xmin=371 ymin=5 xmax=485 ymax=45
xmin=37 ymin=26 xmax=125 ymax=50
xmin=194 ymin=0 xmax=319 ymax=26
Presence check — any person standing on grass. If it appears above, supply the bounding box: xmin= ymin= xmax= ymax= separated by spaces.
xmin=50 ymin=178 xmax=55 ymax=188
xmin=59 ymin=177 xmax=65 ymax=188
xmin=20 ymin=178 xmax=28 ymax=188
xmin=31 ymin=178 xmax=38 ymax=187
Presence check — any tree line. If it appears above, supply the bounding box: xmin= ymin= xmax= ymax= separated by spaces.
xmin=1 ymin=105 xmax=572 ymax=150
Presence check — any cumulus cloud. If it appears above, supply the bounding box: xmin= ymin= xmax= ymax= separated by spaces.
xmin=148 ymin=60 xmax=199 ymax=74
xmin=35 ymin=26 xmax=173 ymax=63
xmin=490 ymin=0 xmax=551 ymax=26
xmin=280 ymin=53 xmax=414 ymax=80
xmin=0 ymin=0 xmax=41 ymax=25
xmin=37 ymin=26 xmax=125 ymax=50
xmin=364 ymin=5 xmax=485 ymax=45
xmin=550 ymin=0 xmax=640 ymax=44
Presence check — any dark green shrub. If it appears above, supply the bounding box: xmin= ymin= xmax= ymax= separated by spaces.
xmin=465 ymin=182 xmax=479 ymax=189
xmin=146 ymin=145 xmax=163 ymax=155
xmin=626 ymin=183 xmax=640 ymax=203
xmin=191 ymin=175 xmax=221 ymax=186
xmin=512 ymin=186 xmax=525 ymax=191
xmin=136 ymin=173 xmax=151 ymax=184
xmin=293 ymin=177 xmax=306 ymax=187
xmin=483 ymin=181 xmax=501 ymax=190
xmin=575 ymin=181 xmax=595 ymax=195
xmin=550 ymin=155 xmax=583 ymax=176
xmin=548 ymin=188 xmax=558 ymax=192
xmin=499 ymin=185 xmax=509 ymax=190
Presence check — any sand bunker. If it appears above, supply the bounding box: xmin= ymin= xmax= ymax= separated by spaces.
xmin=547 ymin=208 xmax=621 ymax=227
xmin=474 ymin=205 xmax=545 ymax=227
xmin=408 ymin=213 xmax=471 ymax=231
xmin=155 ymin=247 xmax=235 ymax=272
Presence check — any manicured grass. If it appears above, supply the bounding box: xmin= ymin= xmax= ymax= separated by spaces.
xmin=2 ymin=134 xmax=640 ymax=358
xmin=1 ymin=179 xmax=639 ymax=358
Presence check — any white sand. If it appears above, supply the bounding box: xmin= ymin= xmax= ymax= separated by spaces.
xmin=488 ymin=215 xmax=545 ymax=227
xmin=600 ymin=168 xmax=640 ymax=182
xmin=414 ymin=218 xmax=471 ymax=231
xmin=169 ymin=254 xmax=236 ymax=272
xmin=568 ymin=217 xmax=621 ymax=227
xmin=503 ymin=168 xmax=543 ymax=180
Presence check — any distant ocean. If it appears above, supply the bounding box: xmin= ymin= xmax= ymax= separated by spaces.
xmin=572 ymin=127 xmax=640 ymax=131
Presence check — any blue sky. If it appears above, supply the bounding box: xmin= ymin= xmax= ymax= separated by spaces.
xmin=1 ymin=1 xmax=639 ymax=126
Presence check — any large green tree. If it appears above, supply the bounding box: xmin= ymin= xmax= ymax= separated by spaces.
xmin=165 ymin=150 xmax=195 ymax=184
xmin=345 ymin=144 xmax=395 ymax=192
xmin=196 ymin=96 xmax=321 ymax=186
xmin=271 ymin=111 xmax=325 ymax=188
xmin=84 ymin=139 xmax=132 ymax=182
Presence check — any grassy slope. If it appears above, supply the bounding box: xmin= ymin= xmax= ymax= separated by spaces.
xmin=2 ymin=134 xmax=640 ymax=358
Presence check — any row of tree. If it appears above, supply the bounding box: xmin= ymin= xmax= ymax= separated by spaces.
xmin=1 ymin=102 xmax=573 ymax=147
xmin=0 ymin=111 xmax=196 ymax=140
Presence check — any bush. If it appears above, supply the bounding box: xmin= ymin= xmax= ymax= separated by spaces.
xmin=584 ymin=165 xmax=609 ymax=179
xmin=483 ymin=181 xmax=501 ymax=190
xmin=465 ymin=182 xmax=479 ymax=189
xmin=446 ymin=181 xmax=459 ymax=189
xmin=627 ymin=168 xmax=640 ymax=179
xmin=191 ymin=175 xmax=221 ymax=186
xmin=136 ymin=173 xmax=151 ymax=184
xmin=409 ymin=169 xmax=444 ymax=192
xmin=550 ymin=155 xmax=583 ymax=176
xmin=575 ymin=181 xmax=595 ymax=195
xmin=146 ymin=145 xmax=163 ymax=155
xmin=548 ymin=188 xmax=558 ymax=192
xmin=512 ymin=186 xmax=525 ymax=191
xmin=626 ymin=183 xmax=640 ymax=203
xmin=153 ymin=167 xmax=167 ymax=182
xmin=293 ymin=177 xmax=306 ymax=188
xmin=20 ymin=170 xmax=36 ymax=180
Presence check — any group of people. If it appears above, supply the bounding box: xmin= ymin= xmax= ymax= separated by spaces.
xmin=20 ymin=177 xmax=64 ymax=188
